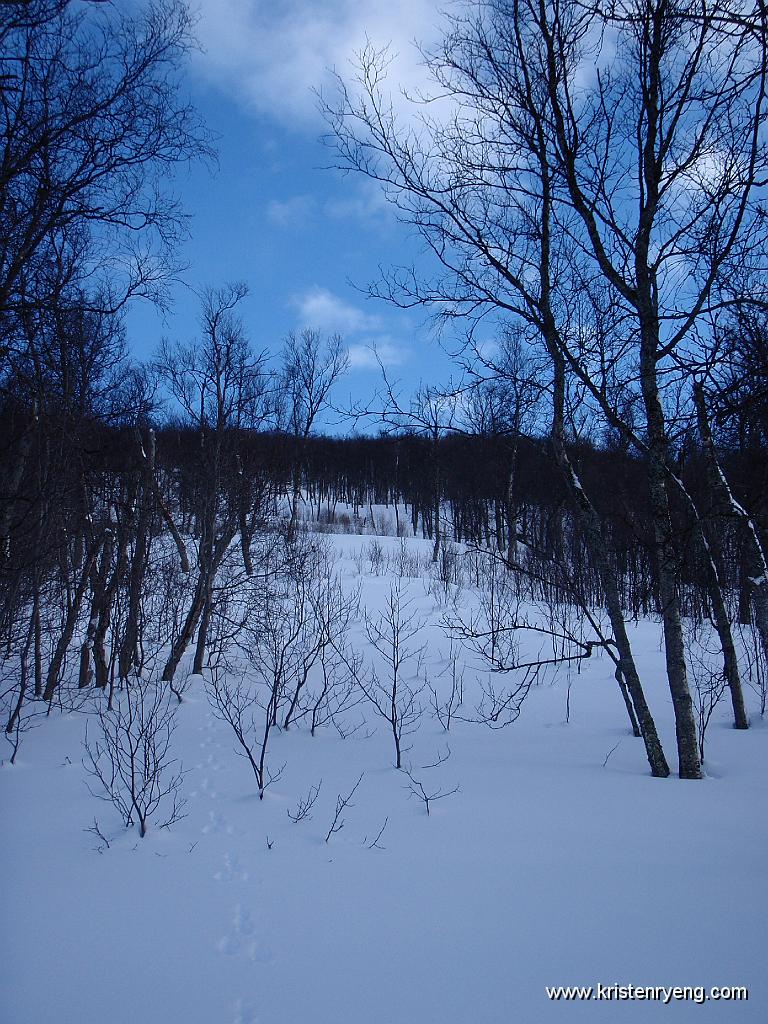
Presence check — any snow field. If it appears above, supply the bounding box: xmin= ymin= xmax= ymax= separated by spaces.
xmin=2 ymin=533 xmax=765 ymax=1023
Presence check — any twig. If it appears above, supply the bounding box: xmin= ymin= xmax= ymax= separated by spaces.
xmin=419 ymin=744 xmax=451 ymax=770
xmin=602 ymin=739 xmax=622 ymax=768
xmin=84 ymin=817 xmax=111 ymax=852
xmin=287 ymin=779 xmax=322 ymax=823
xmin=325 ymin=772 xmax=364 ymax=842
xmin=364 ymin=816 xmax=389 ymax=850
xmin=403 ymin=765 xmax=459 ymax=815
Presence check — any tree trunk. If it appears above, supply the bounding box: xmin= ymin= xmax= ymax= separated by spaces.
xmin=192 ymin=586 xmax=212 ymax=675
xmin=161 ymin=579 xmax=205 ymax=683
xmin=506 ymin=459 xmax=519 ymax=566
xmin=694 ymin=384 xmax=768 ymax=670
xmin=640 ymin=340 xmax=701 ymax=779
xmin=119 ymin=470 xmax=152 ymax=681
xmin=549 ymin=346 xmax=669 ymax=776
xmin=691 ymin=385 xmax=749 ymax=728
xmin=143 ymin=430 xmax=189 ymax=573
xmin=43 ymin=535 xmax=103 ymax=702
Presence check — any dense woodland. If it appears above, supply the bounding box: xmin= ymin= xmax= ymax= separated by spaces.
xmin=4 ymin=409 xmax=766 ymax=633
xmin=2 ymin=0 xmax=768 ymax=805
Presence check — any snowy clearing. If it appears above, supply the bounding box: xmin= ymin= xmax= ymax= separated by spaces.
xmin=2 ymin=533 xmax=765 ymax=1024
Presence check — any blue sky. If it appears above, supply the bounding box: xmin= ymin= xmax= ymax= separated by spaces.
xmin=124 ymin=0 xmax=465 ymax=422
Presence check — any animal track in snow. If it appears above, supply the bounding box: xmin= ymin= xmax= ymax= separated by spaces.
xmin=213 ymin=850 xmax=248 ymax=882
xmin=199 ymin=776 xmax=219 ymax=798
xmin=216 ymin=933 xmax=241 ymax=956
xmin=232 ymin=997 xmax=259 ymax=1024
xmin=203 ymin=811 xmax=233 ymax=837
xmin=246 ymin=942 xmax=274 ymax=965
xmin=233 ymin=903 xmax=255 ymax=937
xmin=217 ymin=905 xmax=274 ymax=967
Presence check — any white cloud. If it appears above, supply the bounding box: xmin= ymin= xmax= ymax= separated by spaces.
xmin=293 ymin=286 xmax=382 ymax=334
xmin=348 ymin=338 xmax=409 ymax=370
xmin=291 ymin=288 xmax=410 ymax=368
xmin=192 ymin=0 xmax=445 ymax=128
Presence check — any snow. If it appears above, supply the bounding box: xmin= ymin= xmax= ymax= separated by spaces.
xmin=2 ymin=532 xmax=765 ymax=1023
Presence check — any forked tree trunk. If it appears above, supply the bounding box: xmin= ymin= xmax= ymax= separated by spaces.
xmin=94 ymin=518 xmax=134 ymax=690
xmin=43 ymin=534 xmax=103 ymax=702
xmin=142 ymin=430 xmax=189 ymax=574
xmin=640 ymin=337 xmax=702 ymax=779
xmin=80 ymin=529 xmax=112 ymax=689
xmin=162 ymin=575 xmax=206 ymax=683
xmin=549 ymin=345 xmax=669 ymax=777
xmin=163 ymin=516 xmax=237 ymax=683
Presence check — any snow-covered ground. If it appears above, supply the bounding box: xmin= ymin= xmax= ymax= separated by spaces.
xmin=2 ymin=533 xmax=765 ymax=1023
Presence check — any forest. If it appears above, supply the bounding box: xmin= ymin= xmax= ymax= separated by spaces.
xmin=1 ymin=2 xmax=766 ymax=1023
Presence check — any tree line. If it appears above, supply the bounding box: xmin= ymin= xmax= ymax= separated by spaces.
xmin=1 ymin=0 xmax=767 ymax=793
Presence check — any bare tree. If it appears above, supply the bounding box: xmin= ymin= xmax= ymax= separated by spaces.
xmin=0 ymin=0 xmax=210 ymax=340
xmin=428 ymin=643 xmax=465 ymax=731
xmin=462 ymin=329 xmax=546 ymax=563
xmin=527 ymin=0 xmax=767 ymax=775
xmin=280 ymin=329 xmax=348 ymax=541
xmin=156 ymin=282 xmax=271 ymax=681
xmin=685 ymin=620 xmax=729 ymax=764
xmin=0 ymin=0 xmax=209 ymax=731
xmin=308 ymin=641 xmax=363 ymax=737
xmin=322 ymin=11 xmax=672 ymax=776
xmin=357 ymin=579 xmax=426 ymax=768
xmin=282 ymin=557 xmax=361 ymax=731
xmin=447 ymin=551 xmax=625 ymax=729
xmin=203 ymin=537 xmax=334 ymax=798
xmin=119 ymin=422 xmax=190 ymax=688
xmin=242 ymin=537 xmax=324 ymax=726
xmin=205 ymin=665 xmax=284 ymax=801
xmin=2 ymin=638 xmax=48 ymax=764
xmin=694 ymin=381 xmax=768 ymax=677
xmin=83 ymin=677 xmax=186 ymax=837
xmin=322 ymin=0 xmax=768 ymax=777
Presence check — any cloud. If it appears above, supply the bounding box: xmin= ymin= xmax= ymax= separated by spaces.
xmin=291 ymin=288 xmax=410 ymax=368
xmin=192 ymin=0 xmax=445 ymax=128
xmin=324 ymin=180 xmax=394 ymax=227
xmin=293 ymin=286 xmax=382 ymax=334
xmin=348 ymin=338 xmax=409 ymax=370
xmin=265 ymin=194 xmax=317 ymax=226
xmin=267 ymin=183 xmax=394 ymax=235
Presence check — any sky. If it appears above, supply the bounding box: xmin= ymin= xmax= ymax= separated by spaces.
xmin=124 ymin=0 xmax=466 ymax=424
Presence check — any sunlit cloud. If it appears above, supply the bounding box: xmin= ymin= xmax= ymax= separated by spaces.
xmin=293 ymin=286 xmax=383 ymax=334
xmin=192 ymin=0 xmax=445 ymax=128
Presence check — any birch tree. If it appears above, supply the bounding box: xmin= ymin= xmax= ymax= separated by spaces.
xmin=325 ymin=0 xmax=768 ymax=777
